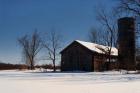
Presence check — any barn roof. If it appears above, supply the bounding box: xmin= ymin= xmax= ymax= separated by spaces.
xmin=61 ymin=40 xmax=118 ymax=56
xmin=76 ymin=40 xmax=118 ymax=56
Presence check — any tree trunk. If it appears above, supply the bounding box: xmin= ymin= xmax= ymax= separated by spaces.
xmin=53 ymin=50 xmax=56 ymax=72
xmin=53 ymin=60 xmax=56 ymax=72
xmin=30 ymin=59 xmax=35 ymax=70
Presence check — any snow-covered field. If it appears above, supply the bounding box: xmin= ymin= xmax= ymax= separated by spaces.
xmin=0 ymin=70 xmax=140 ymax=93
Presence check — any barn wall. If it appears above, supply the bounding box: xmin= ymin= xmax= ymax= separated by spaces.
xmin=94 ymin=55 xmax=118 ymax=71
xmin=94 ymin=55 xmax=105 ymax=71
xmin=61 ymin=42 xmax=93 ymax=71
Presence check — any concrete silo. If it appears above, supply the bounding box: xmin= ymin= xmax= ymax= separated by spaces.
xmin=118 ymin=17 xmax=136 ymax=70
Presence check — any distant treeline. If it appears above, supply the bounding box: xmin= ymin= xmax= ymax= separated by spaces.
xmin=0 ymin=63 xmax=28 ymax=70
xmin=35 ymin=64 xmax=61 ymax=70
xmin=0 ymin=63 xmax=60 ymax=70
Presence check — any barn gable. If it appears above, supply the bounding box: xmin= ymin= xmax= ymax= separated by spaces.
xmin=61 ymin=40 xmax=118 ymax=56
xmin=61 ymin=40 xmax=94 ymax=54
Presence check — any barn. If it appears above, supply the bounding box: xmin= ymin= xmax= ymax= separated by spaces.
xmin=60 ymin=40 xmax=118 ymax=72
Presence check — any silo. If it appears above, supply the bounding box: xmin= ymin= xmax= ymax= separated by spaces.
xmin=118 ymin=17 xmax=136 ymax=70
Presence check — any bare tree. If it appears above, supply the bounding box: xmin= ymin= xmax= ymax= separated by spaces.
xmin=43 ymin=30 xmax=62 ymax=72
xmin=89 ymin=7 xmax=118 ymax=64
xmin=18 ymin=31 xmax=42 ymax=70
xmin=117 ymin=0 xmax=140 ymax=16
xmin=89 ymin=27 xmax=101 ymax=44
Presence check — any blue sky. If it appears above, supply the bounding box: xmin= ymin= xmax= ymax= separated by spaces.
xmin=0 ymin=0 xmax=117 ymax=64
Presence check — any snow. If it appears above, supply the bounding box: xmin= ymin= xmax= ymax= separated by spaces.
xmin=0 ymin=70 xmax=140 ymax=93
xmin=76 ymin=40 xmax=118 ymax=56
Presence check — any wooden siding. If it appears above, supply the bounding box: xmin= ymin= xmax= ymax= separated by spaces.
xmin=61 ymin=41 xmax=93 ymax=71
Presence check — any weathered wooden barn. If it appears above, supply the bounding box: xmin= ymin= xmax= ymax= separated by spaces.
xmin=60 ymin=40 xmax=118 ymax=72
